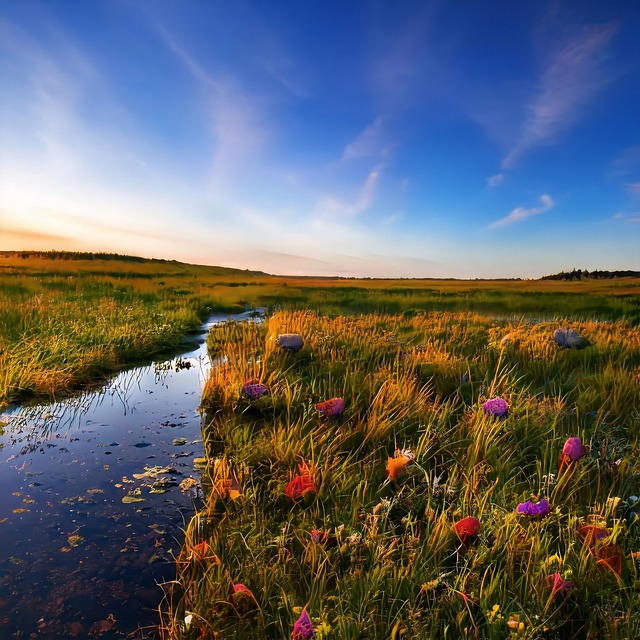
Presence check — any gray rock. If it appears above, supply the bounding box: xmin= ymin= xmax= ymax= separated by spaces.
xmin=276 ymin=333 xmax=304 ymax=352
xmin=553 ymin=328 xmax=590 ymax=349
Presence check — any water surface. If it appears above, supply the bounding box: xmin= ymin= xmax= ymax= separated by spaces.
xmin=0 ymin=311 xmax=255 ymax=639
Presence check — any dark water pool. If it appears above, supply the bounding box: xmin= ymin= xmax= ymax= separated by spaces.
xmin=0 ymin=311 xmax=256 ymax=639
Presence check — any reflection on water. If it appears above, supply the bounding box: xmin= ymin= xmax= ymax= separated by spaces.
xmin=0 ymin=311 xmax=259 ymax=639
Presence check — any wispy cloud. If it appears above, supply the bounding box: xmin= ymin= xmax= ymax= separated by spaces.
xmin=154 ymin=24 xmax=270 ymax=192
xmin=369 ymin=4 xmax=443 ymax=112
xmin=612 ymin=211 xmax=640 ymax=223
xmin=490 ymin=194 xmax=554 ymax=228
xmin=342 ymin=117 xmax=392 ymax=161
xmin=0 ymin=224 xmax=78 ymax=246
xmin=625 ymin=182 xmax=640 ymax=195
xmin=487 ymin=173 xmax=505 ymax=188
xmin=502 ymin=23 xmax=617 ymax=169
xmin=314 ymin=166 xmax=382 ymax=217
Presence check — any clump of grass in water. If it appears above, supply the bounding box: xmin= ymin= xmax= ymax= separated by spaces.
xmin=161 ymin=310 xmax=640 ymax=639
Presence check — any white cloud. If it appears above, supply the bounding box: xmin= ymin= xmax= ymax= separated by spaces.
xmin=502 ymin=24 xmax=617 ymax=169
xmin=487 ymin=173 xmax=505 ymax=187
xmin=490 ymin=194 xmax=554 ymax=228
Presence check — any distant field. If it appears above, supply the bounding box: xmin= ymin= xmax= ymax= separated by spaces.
xmin=1 ymin=252 xmax=639 ymax=404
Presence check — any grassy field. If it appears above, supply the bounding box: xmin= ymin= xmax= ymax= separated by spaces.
xmin=1 ymin=253 xmax=640 ymax=638
xmin=165 ymin=310 xmax=640 ymax=639
xmin=1 ymin=252 xmax=639 ymax=405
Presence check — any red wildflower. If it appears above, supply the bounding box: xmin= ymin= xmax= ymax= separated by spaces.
xmin=315 ymin=397 xmax=344 ymax=418
xmin=285 ymin=461 xmax=315 ymax=501
xmin=577 ymin=524 xmax=609 ymax=546
xmin=596 ymin=544 xmax=622 ymax=576
xmin=191 ymin=540 xmax=218 ymax=562
xmin=453 ymin=516 xmax=481 ymax=544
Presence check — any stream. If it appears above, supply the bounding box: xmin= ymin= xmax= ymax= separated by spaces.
xmin=0 ymin=310 xmax=258 ymax=639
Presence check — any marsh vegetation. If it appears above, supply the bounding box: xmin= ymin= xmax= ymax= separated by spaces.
xmin=1 ymin=253 xmax=639 ymax=639
xmin=166 ymin=310 xmax=640 ymax=639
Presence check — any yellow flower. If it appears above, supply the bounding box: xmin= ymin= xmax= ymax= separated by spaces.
xmin=544 ymin=554 xmax=562 ymax=567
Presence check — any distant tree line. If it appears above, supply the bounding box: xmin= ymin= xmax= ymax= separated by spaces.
xmin=541 ymin=268 xmax=640 ymax=280
xmin=1 ymin=250 xmax=168 ymax=263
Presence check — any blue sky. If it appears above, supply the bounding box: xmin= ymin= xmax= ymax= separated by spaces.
xmin=1 ymin=0 xmax=639 ymax=277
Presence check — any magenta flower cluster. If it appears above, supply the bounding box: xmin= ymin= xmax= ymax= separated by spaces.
xmin=482 ymin=397 xmax=509 ymax=418
xmin=546 ymin=572 xmax=573 ymax=595
xmin=292 ymin=609 xmax=314 ymax=639
xmin=562 ymin=437 xmax=586 ymax=462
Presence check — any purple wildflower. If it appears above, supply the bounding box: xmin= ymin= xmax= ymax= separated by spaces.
xmin=516 ymin=498 xmax=550 ymax=518
xmin=242 ymin=379 xmax=268 ymax=400
xmin=292 ymin=609 xmax=314 ymax=639
xmin=482 ymin=397 xmax=509 ymax=418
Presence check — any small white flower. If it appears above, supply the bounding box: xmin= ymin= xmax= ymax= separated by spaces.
xmin=347 ymin=533 xmax=362 ymax=546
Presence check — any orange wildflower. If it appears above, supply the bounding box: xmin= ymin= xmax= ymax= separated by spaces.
xmin=386 ymin=454 xmax=412 ymax=482
xmin=577 ymin=524 xmax=608 ymax=546
xmin=215 ymin=473 xmax=242 ymax=501
xmin=190 ymin=540 xmax=219 ymax=562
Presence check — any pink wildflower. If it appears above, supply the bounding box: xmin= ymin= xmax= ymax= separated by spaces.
xmin=546 ymin=573 xmax=573 ymax=596
xmin=560 ymin=437 xmax=588 ymax=470
xmin=292 ymin=609 xmax=314 ymax=639
xmin=229 ymin=583 xmax=258 ymax=612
